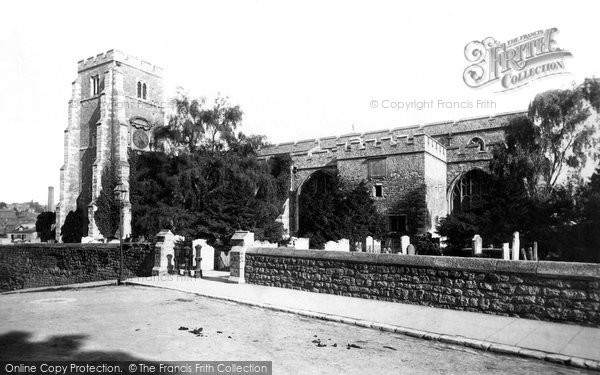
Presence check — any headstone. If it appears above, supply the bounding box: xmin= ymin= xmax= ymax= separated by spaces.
xmin=502 ymin=243 xmax=510 ymax=260
xmin=192 ymin=239 xmax=215 ymax=271
xmin=324 ymin=241 xmax=338 ymax=250
xmin=401 ymin=235 xmax=410 ymax=255
xmin=294 ymin=237 xmax=310 ymax=249
xmin=373 ymin=239 xmax=381 ymax=253
xmin=526 ymin=247 xmax=533 ymax=261
xmin=533 ymin=242 xmax=538 ymax=261
xmin=365 ymin=236 xmax=374 ymax=252
xmin=511 ymin=231 xmax=520 ymax=261
xmin=407 ymin=244 xmax=416 ymax=255
xmin=339 ymin=239 xmax=350 ymax=251
xmin=472 ymin=234 xmax=482 ymax=255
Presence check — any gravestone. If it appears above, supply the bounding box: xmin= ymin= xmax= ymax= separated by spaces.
xmin=472 ymin=234 xmax=482 ymax=255
xmin=407 ymin=244 xmax=416 ymax=255
xmin=401 ymin=235 xmax=410 ymax=254
xmin=502 ymin=243 xmax=510 ymax=260
xmin=511 ymin=231 xmax=520 ymax=261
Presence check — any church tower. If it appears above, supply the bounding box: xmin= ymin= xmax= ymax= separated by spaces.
xmin=56 ymin=50 xmax=164 ymax=241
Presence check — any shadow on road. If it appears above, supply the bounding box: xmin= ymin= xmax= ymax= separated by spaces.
xmin=0 ymin=331 xmax=148 ymax=361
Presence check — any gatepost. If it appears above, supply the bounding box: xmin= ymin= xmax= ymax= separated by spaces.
xmin=152 ymin=229 xmax=177 ymax=276
xmin=228 ymin=231 xmax=255 ymax=284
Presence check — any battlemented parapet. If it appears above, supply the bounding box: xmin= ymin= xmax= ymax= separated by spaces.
xmin=77 ymin=49 xmax=163 ymax=76
xmin=286 ymin=132 xmax=447 ymax=170
xmin=259 ymin=111 xmax=525 ymax=157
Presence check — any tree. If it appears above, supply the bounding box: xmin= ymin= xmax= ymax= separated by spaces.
xmin=129 ymin=148 xmax=287 ymax=244
xmin=199 ymin=95 xmax=243 ymax=151
xmin=527 ymin=78 xmax=600 ymax=190
xmin=0 ymin=202 xmax=7 ymax=209
xmin=438 ymin=78 xmax=600 ymax=261
xmin=35 ymin=211 xmax=56 ymax=242
xmin=298 ymin=174 xmax=386 ymax=249
xmin=153 ymin=91 xmax=243 ymax=154
xmin=61 ymin=209 xmax=86 ymax=243
xmin=94 ymin=164 xmax=120 ymax=240
xmin=154 ymin=89 xmax=205 ymax=154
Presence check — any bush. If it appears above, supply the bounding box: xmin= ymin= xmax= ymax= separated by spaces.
xmin=414 ymin=233 xmax=441 ymax=256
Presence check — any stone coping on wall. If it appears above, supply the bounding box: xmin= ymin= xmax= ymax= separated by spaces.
xmin=246 ymin=247 xmax=600 ymax=280
xmin=0 ymin=243 xmax=150 ymax=249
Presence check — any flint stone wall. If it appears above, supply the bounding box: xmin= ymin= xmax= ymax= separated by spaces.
xmin=244 ymin=247 xmax=600 ymax=326
xmin=0 ymin=243 xmax=155 ymax=292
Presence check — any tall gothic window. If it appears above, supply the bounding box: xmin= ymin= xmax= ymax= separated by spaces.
xmin=137 ymin=81 xmax=148 ymax=100
xmin=90 ymin=75 xmax=100 ymax=96
xmin=450 ymin=170 xmax=488 ymax=214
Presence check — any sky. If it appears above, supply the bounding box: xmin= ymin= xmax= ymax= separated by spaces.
xmin=0 ymin=0 xmax=598 ymax=204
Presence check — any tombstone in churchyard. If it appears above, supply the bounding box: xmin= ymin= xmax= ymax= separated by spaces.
xmin=533 ymin=242 xmax=539 ymax=261
xmin=401 ymin=235 xmax=410 ymax=254
xmin=472 ymin=234 xmax=482 ymax=256
xmin=526 ymin=247 xmax=533 ymax=261
xmin=373 ymin=239 xmax=381 ymax=253
xmin=511 ymin=232 xmax=520 ymax=260
xmin=502 ymin=243 xmax=510 ymax=260
xmin=365 ymin=236 xmax=374 ymax=252
xmin=407 ymin=244 xmax=416 ymax=255
xmin=294 ymin=237 xmax=310 ymax=249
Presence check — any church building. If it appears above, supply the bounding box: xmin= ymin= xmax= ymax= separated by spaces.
xmin=56 ymin=50 xmax=164 ymax=241
xmin=258 ymin=111 xmax=525 ymax=243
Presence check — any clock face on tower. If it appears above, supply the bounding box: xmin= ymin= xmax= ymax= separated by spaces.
xmin=132 ymin=129 xmax=149 ymax=149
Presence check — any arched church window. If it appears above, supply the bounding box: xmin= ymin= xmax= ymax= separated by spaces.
xmin=450 ymin=170 xmax=488 ymax=214
xmin=137 ymin=82 xmax=142 ymax=98
xmin=142 ymin=83 xmax=147 ymax=100
xmin=468 ymin=137 xmax=485 ymax=151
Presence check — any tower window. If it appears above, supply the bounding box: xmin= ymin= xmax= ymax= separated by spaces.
xmin=137 ymin=81 xmax=148 ymax=100
xmin=374 ymin=184 xmax=383 ymax=197
xmin=90 ymin=75 xmax=100 ymax=96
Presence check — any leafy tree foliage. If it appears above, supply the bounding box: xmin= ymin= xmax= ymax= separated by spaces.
xmin=130 ymin=151 xmax=288 ymax=244
xmin=527 ymin=78 xmax=600 ymax=189
xmin=35 ymin=211 xmax=55 ymax=242
xmin=298 ymin=173 xmax=386 ymax=249
xmin=153 ymin=91 xmax=243 ymax=154
xmin=438 ymin=78 xmax=600 ymax=262
xmin=94 ymin=164 xmax=120 ymax=240
xmin=0 ymin=202 xmax=6 ymax=209
xmin=130 ymin=91 xmax=290 ymax=245
xmin=60 ymin=209 xmax=86 ymax=243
